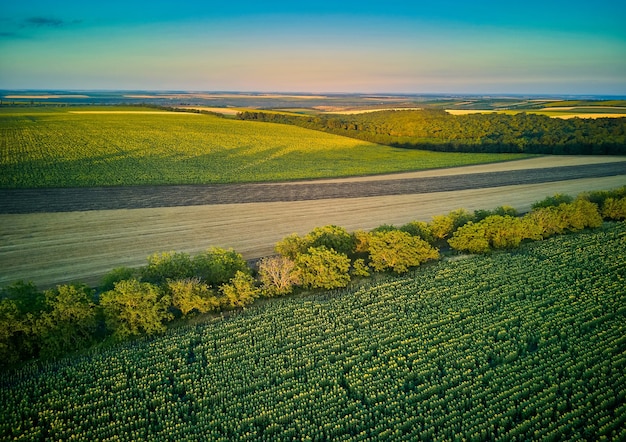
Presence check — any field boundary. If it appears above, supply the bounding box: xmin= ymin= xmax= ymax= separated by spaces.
xmin=1 ymin=162 xmax=624 ymax=214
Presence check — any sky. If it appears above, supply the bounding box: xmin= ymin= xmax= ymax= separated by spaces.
xmin=1 ymin=1 xmax=625 ymax=95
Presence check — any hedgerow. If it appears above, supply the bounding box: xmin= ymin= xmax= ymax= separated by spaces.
xmin=1 ymin=188 xmax=625 ymax=367
xmin=1 ymin=222 xmax=624 ymax=441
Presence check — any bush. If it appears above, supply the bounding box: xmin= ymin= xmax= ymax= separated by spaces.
xmin=448 ymin=215 xmax=535 ymax=254
xmin=399 ymin=221 xmax=436 ymax=245
xmin=258 ymin=256 xmax=300 ymax=297
xmin=193 ymin=247 xmax=250 ymax=287
xmin=38 ymin=284 xmax=97 ymax=358
xmin=601 ymin=197 xmax=626 ymax=220
xmin=141 ymin=251 xmax=194 ymax=285
xmin=100 ymin=267 xmax=136 ymax=292
xmin=531 ymin=193 xmax=573 ymax=210
xmin=220 ymin=271 xmax=261 ymax=308
xmin=304 ymin=225 xmax=356 ymax=257
xmin=276 ymin=226 xmax=357 ymax=259
xmin=429 ymin=209 xmax=474 ymax=240
xmin=100 ymin=279 xmax=173 ymax=340
xmin=167 ymin=278 xmax=220 ymax=316
xmin=366 ymin=230 xmax=439 ymax=273
xmin=295 ymin=247 xmax=351 ymax=289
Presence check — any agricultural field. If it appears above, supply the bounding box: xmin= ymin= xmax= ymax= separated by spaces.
xmin=1 ymin=223 xmax=625 ymax=441
xmin=1 ymin=156 xmax=625 ymax=288
xmin=0 ymin=107 xmax=529 ymax=188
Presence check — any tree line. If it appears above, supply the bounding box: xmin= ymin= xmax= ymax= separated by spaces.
xmin=1 ymin=187 xmax=625 ymax=368
xmin=237 ymin=109 xmax=626 ymax=154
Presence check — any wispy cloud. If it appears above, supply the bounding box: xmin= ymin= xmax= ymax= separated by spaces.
xmin=21 ymin=16 xmax=81 ymax=28
xmin=24 ymin=16 xmax=65 ymax=27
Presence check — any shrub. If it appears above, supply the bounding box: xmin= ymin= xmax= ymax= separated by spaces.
xmin=141 ymin=251 xmax=194 ymax=285
xmin=448 ymin=215 xmax=536 ymax=253
xmin=100 ymin=279 xmax=173 ymax=340
xmin=100 ymin=267 xmax=136 ymax=292
xmin=220 ymin=271 xmax=261 ymax=308
xmin=367 ymin=230 xmax=439 ymax=273
xmin=304 ymin=225 xmax=356 ymax=256
xmin=167 ymin=278 xmax=220 ymax=316
xmin=258 ymin=256 xmax=300 ymax=297
xmin=193 ymin=247 xmax=250 ymax=287
xmin=295 ymin=247 xmax=351 ymax=289
xmin=531 ymin=193 xmax=573 ymax=210
xmin=429 ymin=209 xmax=474 ymax=240
xmin=38 ymin=284 xmax=97 ymax=358
xmin=399 ymin=221 xmax=436 ymax=245
xmin=601 ymin=197 xmax=626 ymax=220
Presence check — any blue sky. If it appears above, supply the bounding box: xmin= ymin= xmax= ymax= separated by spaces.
xmin=1 ymin=1 xmax=625 ymax=94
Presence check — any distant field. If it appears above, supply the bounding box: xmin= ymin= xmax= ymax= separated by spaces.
xmin=0 ymin=107 xmax=530 ymax=188
xmin=446 ymin=107 xmax=626 ymax=119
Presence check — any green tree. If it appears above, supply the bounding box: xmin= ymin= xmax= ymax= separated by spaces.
xmin=100 ymin=279 xmax=173 ymax=340
xmin=37 ymin=284 xmax=96 ymax=358
xmin=193 ymin=247 xmax=250 ymax=287
xmin=429 ymin=209 xmax=474 ymax=241
xmin=0 ymin=281 xmax=44 ymax=363
xmin=367 ymin=230 xmax=439 ymax=273
xmin=100 ymin=267 xmax=136 ymax=292
xmin=601 ymin=197 xmax=626 ymax=220
xmin=167 ymin=278 xmax=220 ymax=316
xmin=295 ymin=246 xmax=352 ymax=289
xmin=220 ymin=271 xmax=261 ymax=308
xmin=304 ymin=225 xmax=356 ymax=256
xmin=449 ymin=215 xmax=534 ymax=253
xmin=531 ymin=193 xmax=573 ymax=210
xmin=0 ymin=299 xmax=29 ymax=367
xmin=399 ymin=221 xmax=436 ymax=245
xmin=274 ymin=233 xmax=308 ymax=260
xmin=141 ymin=251 xmax=194 ymax=285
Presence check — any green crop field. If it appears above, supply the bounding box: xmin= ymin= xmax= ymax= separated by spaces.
xmin=2 ymin=223 xmax=624 ymax=441
xmin=0 ymin=107 xmax=530 ymax=188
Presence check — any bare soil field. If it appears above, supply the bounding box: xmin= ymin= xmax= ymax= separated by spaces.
xmin=1 ymin=156 xmax=625 ymax=288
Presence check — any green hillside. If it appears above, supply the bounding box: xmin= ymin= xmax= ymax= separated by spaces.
xmin=0 ymin=107 xmax=529 ymax=188
xmin=2 ymin=223 xmax=624 ymax=441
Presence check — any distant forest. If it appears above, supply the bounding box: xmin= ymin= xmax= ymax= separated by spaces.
xmin=237 ymin=109 xmax=626 ymax=155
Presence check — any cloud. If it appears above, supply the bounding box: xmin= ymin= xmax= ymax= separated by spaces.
xmin=22 ymin=16 xmax=81 ymax=28
xmin=25 ymin=17 xmax=64 ymax=27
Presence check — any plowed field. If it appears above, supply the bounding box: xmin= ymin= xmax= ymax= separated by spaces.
xmin=1 ymin=156 xmax=624 ymax=288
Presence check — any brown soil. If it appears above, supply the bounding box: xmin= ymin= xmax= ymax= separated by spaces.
xmin=0 ymin=156 xmax=624 ymax=288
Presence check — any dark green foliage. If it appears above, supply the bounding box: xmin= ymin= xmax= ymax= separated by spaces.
xmin=238 ymin=109 xmax=626 ymax=154
xmin=100 ymin=279 xmax=173 ymax=340
xmin=399 ymin=220 xmax=436 ymax=245
xmin=192 ymin=247 xmax=250 ymax=287
xmin=141 ymin=251 xmax=194 ymax=285
xmin=99 ymin=267 xmax=136 ymax=292
xmin=531 ymin=193 xmax=574 ymax=209
xmin=474 ymin=205 xmax=518 ymax=222
xmin=38 ymin=284 xmax=97 ymax=358
xmin=580 ymin=185 xmax=626 ymax=208
xmin=0 ymin=280 xmax=45 ymax=314
xmin=304 ymin=225 xmax=356 ymax=257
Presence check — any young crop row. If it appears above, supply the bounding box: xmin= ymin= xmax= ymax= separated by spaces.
xmin=1 ymin=222 xmax=624 ymax=441
xmin=0 ymin=107 xmax=529 ymax=188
